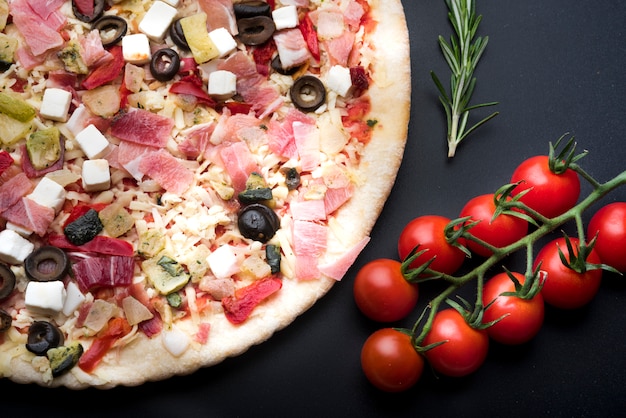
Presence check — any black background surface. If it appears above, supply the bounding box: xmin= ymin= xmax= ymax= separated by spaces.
xmin=4 ymin=1 xmax=626 ymax=416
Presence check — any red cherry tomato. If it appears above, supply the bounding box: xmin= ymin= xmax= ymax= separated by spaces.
xmin=459 ymin=194 xmax=528 ymax=257
xmin=587 ymin=202 xmax=626 ymax=272
xmin=510 ymin=155 xmax=580 ymax=219
xmin=533 ymin=237 xmax=602 ymax=309
xmin=422 ymin=309 xmax=489 ymax=377
xmin=353 ymin=259 xmax=419 ymax=322
xmin=482 ymin=272 xmax=545 ymax=345
xmin=360 ymin=328 xmax=424 ymax=392
xmin=397 ymin=215 xmax=466 ymax=276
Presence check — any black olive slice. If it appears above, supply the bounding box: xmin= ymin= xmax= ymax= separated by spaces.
xmin=270 ymin=55 xmax=301 ymax=76
xmin=92 ymin=15 xmax=128 ymax=47
xmin=26 ymin=321 xmax=64 ymax=356
xmin=24 ymin=246 xmax=70 ymax=282
xmin=281 ymin=167 xmax=300 ymax=190
xmin=233 ymin=1 xmax=272 ymax=20
xmin=290 ymin=75 xmax=326 ymax=112
xmin=72 ymin=0 xmax=105 ymax=23
xmin=237 ymin=16 xmax=276 ymax=46
xmin=150 ymin=48 xmax=181 ymax=82
xmin=238 ymin=203 xmax=280 ymax=243
xmin=266 ymin=244 xmax=281 ymax=274
xmin=0 ymin=309 xmax=11 ymax=332
xmin=0 ymin=60 xmax=12 ymax=73
xmin=169 ymin=18 xmax=190 ymax=51
xmin=64 ymin=208 xmax=103 ymax=246
xmin=0 ymin=263 xmax=16 ymax=300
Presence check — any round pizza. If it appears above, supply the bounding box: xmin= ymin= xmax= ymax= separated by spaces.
xmin=0 ymin=0 xmax=410 ymax=388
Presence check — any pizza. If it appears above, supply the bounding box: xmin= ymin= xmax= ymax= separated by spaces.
xmin=0 ymin=0 xmax=410 ymax=388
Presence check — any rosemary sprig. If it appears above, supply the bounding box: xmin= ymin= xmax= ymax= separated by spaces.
xmin=431 ymin=0 xmax=499 ymax=158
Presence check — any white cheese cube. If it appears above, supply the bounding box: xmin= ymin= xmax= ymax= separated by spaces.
xmin=208 ymin=70 xmax=237 ymax=99
xmin=207 ymin=245 xmax=240 ymax=280
xmin=27 ymin=177 xmax=66 ymax=213
xmin=82 ymin=159 xmax=111 ymax=192
xmin=0 ymin=229 xmax=34 ymax=264
xmin=75 ymin=124 xmax=110 ymax=160
xmin=139 ymin=1 xmax=178 ymax=41
xmin=208 ymin=27 xmax=237 ymax=58
xmin=62 ymin=281 xmax=86 ymax=316
xmin=162 ymin=0 xmax=180 ymax=6
xmin=5 ymin=222 xmax=33 ymax=237
xmin=326 ymin=65 xmax=353 ymax=97
xmin=25 ymin=281 xmax=67 ymax=314
xmin=122 ymin=33 xmax=152 ymax=65
xmin=40 ymin=88 xmax=72 ymax=122
xmin=272 ymin=5 xmax=299 ymax=30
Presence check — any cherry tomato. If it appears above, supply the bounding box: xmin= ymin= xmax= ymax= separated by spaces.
xmin=510 ymin=155 xmax=580 ymax=219
xmin=587 ymin=202 xmax=626 ymax=272
xmin=353 ymin=259 xmax=419 ymax=322
xmin=482 ymin=272 xmax=545 ymax=345
xmin=360 ymin=328 xmax=424 ymax=392
xmin=422 ymin=309 xmax=489 ymax=377
xmin=459 ymin=194 xmax=528 ymax=257
xmin=397 ymin=215 xmax=466 ymax=276
xmin=533 ymin=237 xmax=602 ymax=309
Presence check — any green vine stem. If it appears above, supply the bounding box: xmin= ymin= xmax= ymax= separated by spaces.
xmin=408 ymin=158 xmax=626 ymax=349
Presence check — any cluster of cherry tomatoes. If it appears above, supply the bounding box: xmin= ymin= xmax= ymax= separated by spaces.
xmin=355 ymin=150 xmax=626 ymax=392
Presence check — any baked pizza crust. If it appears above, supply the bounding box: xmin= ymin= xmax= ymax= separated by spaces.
xmin=3 ymin=0 xmax=410 ymax=389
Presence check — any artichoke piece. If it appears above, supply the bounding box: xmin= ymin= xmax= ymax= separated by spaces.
xmin=99 ymin=203 xmax=134 ymax=237
xmin=142 ymin=255 xmax=190 ymax=295
xmin=47 ymin=343 xmax=84 ymax=377
xmin=0 ymin=92 xmax=36 ymax=122
xmin=26 ymin=127 xmax=62 ymax=170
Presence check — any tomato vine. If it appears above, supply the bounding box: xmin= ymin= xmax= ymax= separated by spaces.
xmin=401 ymin=136 xmax=625 ymax=347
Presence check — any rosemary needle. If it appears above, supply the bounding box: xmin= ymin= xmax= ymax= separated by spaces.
xmin=431 ymin=0 xmax=499 ymax=158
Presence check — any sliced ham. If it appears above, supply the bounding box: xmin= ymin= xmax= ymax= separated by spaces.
xmin=79 ymin=30 xmax=113 ymax=68
xmin=0 ymin=151 xmax=14 ymax=177
xmin=0 ymin=172 xmax=33 ymax=214
xmin=110 ymin=108 xmax=174 ymax=148
xmin=117 ymin=141 xmax=155 ymax=181
xmin=219 ymin=141 xmax=260 ymax=192
xmin=293 ymin=121 xmax=320 ymax=172
xmin=267 ymin=109 xmax=315 ymax=159
xmin=11 ymin=0 xmax=65 ymax=57
xmin=26 ymin=0 xmax=65 ymax=20
xmin=48 ymin=234 xmax=135 ymax=257
xmin=178 ymin=122 xmax=216 ymax=159
xmin=290 ymin=199 xmax=326 ymax=222
xmin=324 ymin=31 xmax=356 ymax=67
xmin=198 ymin=0 xmax=238 ymax=35
xmin=218 ymin=52 xmax=283 ymax=117
xmin=273 ymin=28 xmax=312 ymax=70
xmin=2 ymin=197 xmax=55 ymax=236
xmin=292 ymin=220 xmax=327 ymax=257
xmin=139 ymin=149 xmax=195 ymax=195
xmin=295 ymin=254 xmax=320 ymax=280
xmin=71 ymin=255 xmax=135 ymax=293
xmin=318 ymin=236 xmax=370 ymax=281
xmin=324 ymin=185 xmax=353 ymax=216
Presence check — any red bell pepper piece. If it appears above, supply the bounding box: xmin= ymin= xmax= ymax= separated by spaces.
xmin=82 ymin=45 xmax=125 ymax=90
xmin=299 ymin=13 xmax=320 ymax=62
xmin=222 ymin=277 xmax=282 ymax=325
xmin=78 ymin=317 xmax=132 ymax=373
